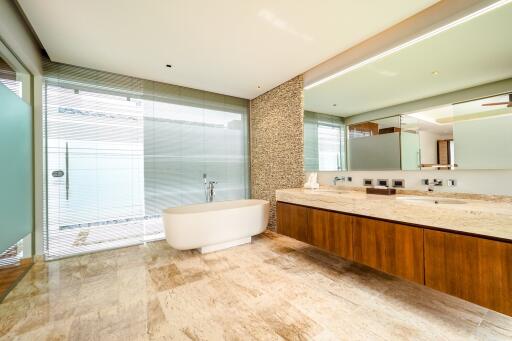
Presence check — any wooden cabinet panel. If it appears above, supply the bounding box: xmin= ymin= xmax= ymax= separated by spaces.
xmin=425 ymin=230 xmax=512 ymax=316
xmin=308 ymin=208 xmax=353 ymax=260
xmin=276 ymin=202 xmax=309 ymax=243
xmin=352 ymin=217 xmax=424 ymax=284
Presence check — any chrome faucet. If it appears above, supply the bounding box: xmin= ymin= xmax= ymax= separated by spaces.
xmin=203 ymin=173 xmax=217 ymax=202
xmin=423 ymin=179 xmax=443 ymax=192
xmin=333 ymin=176 xmax=345 ymax=185
xmin=206 ymin=181 xmax=217 ymax=202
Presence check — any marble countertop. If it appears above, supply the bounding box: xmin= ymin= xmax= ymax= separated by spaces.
xmin=276 ymin=186 xmax=512 ymax=242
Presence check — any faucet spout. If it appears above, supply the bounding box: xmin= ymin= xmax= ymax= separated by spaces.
xmin=333 ymin=176 xmax=344 ymax=186
xmin=425 ymin=179 xmax=443 ymax=192
xmin=206 ymin=181 xmax=217 ymax=202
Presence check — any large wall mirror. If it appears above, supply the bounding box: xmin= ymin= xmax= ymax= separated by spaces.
xmin=304 ymin=1 xmax=512 ymax=171
xmin=401 ymin=93 xmax=512 ymax=170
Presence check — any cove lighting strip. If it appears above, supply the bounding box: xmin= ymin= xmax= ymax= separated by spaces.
xmin=304 ymin=0 xmax=512 ymax=90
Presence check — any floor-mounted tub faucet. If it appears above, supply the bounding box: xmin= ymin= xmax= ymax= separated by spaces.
xmin=203 ymin=174 xmax=217 ymax=202
xmin=206 ymin=181 xmax=217 ymax=202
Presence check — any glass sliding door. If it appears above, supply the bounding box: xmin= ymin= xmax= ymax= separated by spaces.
xmin=44 ymin=84 xmax=147 ymax=258
xmin=43 ymin=61 xmax=249 ymax=260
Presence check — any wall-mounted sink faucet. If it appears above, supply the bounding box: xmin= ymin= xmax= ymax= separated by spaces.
xmin=422 ymin=179 xmax=443 ymax=192
xmin=333 ymin=176 xmax=345 ymax=185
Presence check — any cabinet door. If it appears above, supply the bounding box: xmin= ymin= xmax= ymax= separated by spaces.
xmin=425 ymin=230 xmax=512 ymax=316
xmin=276 ymin=202 xmax=309 ymax=243
xmin=353 ymin=217 xmax=424 ymax=284
xmin=308 ymin=208 xmax=353 ymax=260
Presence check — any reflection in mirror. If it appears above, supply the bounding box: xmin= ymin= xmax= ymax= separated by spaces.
xmin=347 ymin=116 xmax=401 ymax=171
xmin=400 ymin=106 xmax=454 ymax=170
xmin=453 ymin=93 xmax=512 ymax=169
xmin=400 ymin=92 xmax=512 ymax=170
xmin=304 ymin=1 xmax=512 ymax=172
xmin=304 ymin=111 xmax=345 ymax=171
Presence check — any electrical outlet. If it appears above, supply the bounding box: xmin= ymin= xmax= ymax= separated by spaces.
xmin=392 ymin=179 xmax=405 ymax=188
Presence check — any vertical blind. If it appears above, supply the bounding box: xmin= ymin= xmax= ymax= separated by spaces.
xmin=304 ymin=111 xmax=345 ymax=171
xmin=43 ymin=59 xmax=249 ymax=259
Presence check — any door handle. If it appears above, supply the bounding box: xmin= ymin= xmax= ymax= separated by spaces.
xmin=52 ymin=170 xmax=64 ymax=178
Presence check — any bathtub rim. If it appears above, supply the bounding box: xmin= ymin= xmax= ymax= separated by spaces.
xmin=162 ymin=199 xmax=269 ymax=215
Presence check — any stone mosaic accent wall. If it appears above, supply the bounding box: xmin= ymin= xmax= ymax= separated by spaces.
xmin=250 ymin=75 xmax=304 ymax=229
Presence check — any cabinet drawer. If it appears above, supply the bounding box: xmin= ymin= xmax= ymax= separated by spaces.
xmin=424 ymin=230 xmax=512 ymax=316
xmin=308 ymin=208 xmax=353 ymax=260
xmin=353 ymin=217 xmax=424 ymax=284
xmin=276 ymin=202 xmax=309 ymax=243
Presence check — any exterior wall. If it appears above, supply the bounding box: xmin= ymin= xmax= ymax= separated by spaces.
xmin=250 ymin=75 xmax=304 ymax=228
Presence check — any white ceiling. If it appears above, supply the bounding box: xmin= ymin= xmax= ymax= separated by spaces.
xmin=305 ymin=2 xmax=512 ymax=116
xmin=17 ymin=0 xmax=438 ymax=99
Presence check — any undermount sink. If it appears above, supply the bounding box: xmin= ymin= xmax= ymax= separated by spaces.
xmin=396 ymin=196 xmax=467 ymax=205
xmin=313 ymin=188 xmax=348 ymax=194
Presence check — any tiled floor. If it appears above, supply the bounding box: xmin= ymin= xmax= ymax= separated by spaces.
xmin=0 ymin=231 xmax=511 ymax=340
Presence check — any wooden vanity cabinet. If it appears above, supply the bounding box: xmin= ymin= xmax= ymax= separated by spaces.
xmin=276 ymin=203 xmax=353 ymax=259
xmin=277 ymin=202 xmax=422 ymax=281
xmin=308 ymin=208 xmax=353 ymax=260
xmin=352 ymin=217 xmax=424 ymax=284
xmin=276 ymin=202 xmax=309 ymax=243
xmin=424 ymin=230 xmax=512 ymax=316
xmin=276 ymin=201 xmax=512 ymax=316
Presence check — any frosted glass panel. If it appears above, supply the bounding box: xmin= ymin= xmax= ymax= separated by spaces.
xmin=453 ymin=115 xmax=512 ymax=169
xmin=348 ymin=133 xmax=401 ymax=170
xmin=401 ymin=132 xmax=421 ymax=170
xmin=0 ymin=83 xmax=32 ymax=254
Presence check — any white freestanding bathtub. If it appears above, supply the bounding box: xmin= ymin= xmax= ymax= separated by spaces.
xmin=163 ymin=199 xmax=269 ymax=253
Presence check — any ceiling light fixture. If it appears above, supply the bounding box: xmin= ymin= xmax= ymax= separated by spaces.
xmin=165 ymin=64 xmax=172 ymax=68
xmin=431 ymin=70 xmax=439 ymax=76
xmin=304 ymin=0 xmax=512 ymax=90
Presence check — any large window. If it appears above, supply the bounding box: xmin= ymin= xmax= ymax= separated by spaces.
xmin=43 ymin=61 xmax=249 ymax=259
xmin=304 ymin=111 xmax=345 ymax=171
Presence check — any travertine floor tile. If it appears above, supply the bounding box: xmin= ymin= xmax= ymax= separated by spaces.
xmin=0 ymin=231 xmax=510 ymax=340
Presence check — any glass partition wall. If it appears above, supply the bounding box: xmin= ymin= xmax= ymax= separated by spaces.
xmin=0 ymin=41 xmax=33 ymax=299
xmin=43 ymin=60 xmax=249 ymax=259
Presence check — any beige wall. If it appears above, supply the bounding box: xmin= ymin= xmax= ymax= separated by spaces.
xmin=0 ymin=1 xmax=42 ymax=75
xmin=249 ymin=75 xmax=305 ymax=228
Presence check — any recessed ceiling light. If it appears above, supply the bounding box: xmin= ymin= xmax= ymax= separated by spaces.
xmin=432 ymin=71 xmax=439 ymax=76
xmin=333 ymin=104 xmax=337 ymax=107
xmin=165 ymin=64 xmax=172 ymax=68
xmin=257 ymin=85 xmax=261 ymax=89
